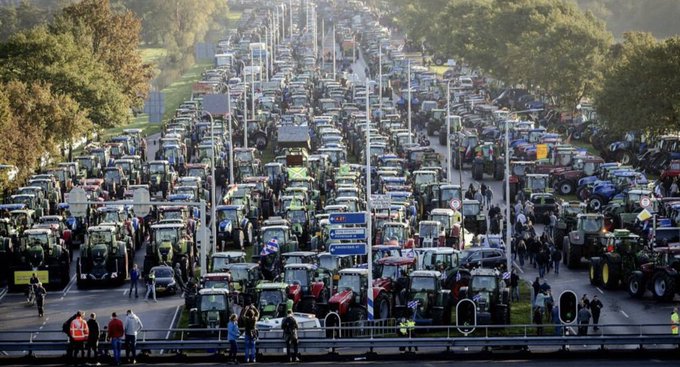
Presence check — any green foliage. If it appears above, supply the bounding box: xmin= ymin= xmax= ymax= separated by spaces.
xmin=0 ymin=27 xmax=129 ymax=128
xmin=0 ymin=1 xmax=49 ymax=41
xmin=595 ymin=34 xmax=680 ymax=134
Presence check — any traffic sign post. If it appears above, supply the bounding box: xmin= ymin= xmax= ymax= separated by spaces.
xmin=328 ymin=212 xmax=367 ymax=225
xmin=328 ymin=243 xmax=367 ymax=256
xmin=329 ymin=228 xmax=367 ymax=241
xmin=640 ymin=196 xmax=651 ymax=209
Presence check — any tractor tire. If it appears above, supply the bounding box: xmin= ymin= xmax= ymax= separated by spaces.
xmin=627 ymin=272 xmax=646 ymax=298
xmin=439 ymin=133 xmax=446 ymax=146
xmin=588 ymin=195 xmax=605 ymax=212
xmin=434 ymin=57 xmax=444 ymax=66
xmin=432 ymin=307 xmax=444 ymax=326
xmin=427 ymin=124 xmax=435 ymax=137
xmin=652 ymin=271 xmax=676 ymax=302
xmin=245 ymin=223 xmax=254 ymax=246
xmin=253 ymin=133 xmax=268 ymax=151
xmin=494 ymin=162 xmax=504 ymax=181
xmin=376 ymin=294 xmax=391 ymax=320
xmin=588 ymin=258 xmax=601 ymax=286
xmin=564 ymin=238 xmax=581 ymax=269
xmin=494 ymin=304 xmax=510 ymax=326
xmin=601 ymin=256 xmax=620 ymax=289
xmin=557 ymin=180 xmax=575 ymax=196
xmin=572 ymin=130 xmax=583 ymax=141
xmin=233 ymin=229 xmax=245 ymax=250
xmin=562 ymin=236 xmax=571 ymax=267
xmin=472 ymin=160 xmax=483 ymax=180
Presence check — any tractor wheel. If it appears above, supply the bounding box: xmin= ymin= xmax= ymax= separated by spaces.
xmin=588 ymin=259 xmax=601 ymax=286
xmin=431 ymin=307 xmax=444 ymax=325
xmin=557 ymin=180 xmax=575 ymax=196
xmin=427 ymin=124 xmax=435 ymax=136
xmin=434 ymin=57 xmax=444 ymax=66
xmin=627 ymin=272 xmax=646 ymax=298
xmin=652 ymin=271 xmax=676 ymax=302
xmin=245 ymin=223 xmax=254 ymax=246
xmin=576 ymin=186 xmax=590 ymax=201
xmin=564 ymin=238 xmax=581 ymax=269
xmin=494 ymin=304 xmax=509 ymax=326
xmin=618 ymin=150 xmax=634 ymax=165
xmin=298 ymin=297 xmax=316 ymax=314
xmin=494 ymin=162 xmax=504 ymax=180
xmin=472 ymin=160 xmax=483 ymax=180
xmin=233 ymin=229 xmax=244 ymax=250
xmin=588 ymin=195 xmax=605 ymax=212
xmin=253 ymin=133 xmax=268 ymax=151
xmin=601 ymin=256 xmax=620 ymax=289
xmin=439 ymin=133 xmax=446 ymax=146
xmin=572 ymin=130 xmax=583 ymax=141
xmin=562 ymin=236 xmax=570 ymax=267
xmin=376 ymin=294 xmax=391 ymax=320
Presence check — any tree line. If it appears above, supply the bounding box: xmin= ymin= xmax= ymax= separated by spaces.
xmin=390 ymin=0 xmax=680 ymax=135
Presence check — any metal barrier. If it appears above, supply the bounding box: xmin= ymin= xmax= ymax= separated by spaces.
xmin=1 ymin=323 xmax=679 ymax=357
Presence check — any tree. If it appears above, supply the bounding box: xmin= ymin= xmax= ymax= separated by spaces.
xmin=0 ymin=27 xmax=129 ymax=128
xmin=52 ymin=0 xmax=153 ymax=108
xmin=595 ymin=34 xmax=680 ymax=134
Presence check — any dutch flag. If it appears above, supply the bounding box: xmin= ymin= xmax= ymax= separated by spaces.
xmin=455 ymin=272 xmax=462 ymax=282
xmin=407 ymin=300 xmax=419 ymax=309
xmin=472 ymin=294 xmax=482 ymax=302
xmin=260 ymin=238 xmax=279 ymax=256
xmin=502 ymin=272 xmax=511 ymax=280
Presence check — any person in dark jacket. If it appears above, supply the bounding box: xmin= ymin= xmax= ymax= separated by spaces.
xmin=577 ymin=303 xmax=592 ymax=335
xmin=282 ymin=310 xmax=300 ymax=362
xmin=533 ymin=307 xmax=544 ymax=336
xmin=590 ymin=295 xmax=603 ymax=331
xmin=532 ymin=277 xmax=541 ymax=302
xmin=35 ymin=282 xmax=46 ymax=317
xmin=86 ymin=313 xmax=100 ymax=364
xmin=242 ymin=304 xmax=259 ymax=363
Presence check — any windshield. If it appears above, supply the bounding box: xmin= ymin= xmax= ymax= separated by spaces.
xmin=262 ymin=228 xmax=284 ymax=244
xmin=441 ymin=188 xmax=461 ymax=202
xmin=337 ymin=274 xmax=362 ymax=293
xmin=100 ymin=211 xmax=122 ymax=223
xmin=529 ymin=177 xmax=546 ymax=190
xmin=380 ymin=264 xmax=400 ymax=279
xmin=431 ymin=214 xmax=451 ymax=228
xmin=200 ymin=293 xmax=227 ymax=311
xmin=26 ymin=233 xmax=48 ymax=246
xmin=149 ymin=164 xmax=165 ymax=175
xmin=318 ymin=256 xmax=336 ymax=271
xmin=463 ymin=203 xmax=479 ymax=216
xmin=471 ymin=276 xmax=496 ymax=291
xmin=218 ymin=209 xmax=238 ymax=223
xmin=230 ymin=267 xmax=251 ymax=282
xmin=259 ymin=289 xmax=285 ymax=305
xmin=382 ymin=225 xmax=405 ymax=242
xmin=161 ymin=210 xmax=184 ymax=220
xmin=410 ymin=276 xmax=436 ymax=292
xmin=419 ymin=223 xmax=440 ymax=237
xmin=415 ymin=173 xmax=435 ymax=185
xmin=204 ymin=279 xmax=229 ymax=289
xmin=235 ymin=151 xmax=254 ymax=161
xmin=187 ymin=168 xmax=206 ymax=178
xmin=284 ymin=268 xmax=309 ymax=286
xmin=155 ymin=228 xmax=179 ymax=243
xmin=152 ymin=268 xmax=173 ymax=278
xmin=581 ymin=217 xmax=603 ymax=232
xmin=89 ymin=230 xmax=112 ymax=244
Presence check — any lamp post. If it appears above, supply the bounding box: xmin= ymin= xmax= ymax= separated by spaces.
xmin=332 ymin=23 xmax=336 ymax=80
xmin=505 ymin=119 xmax=512 ymax=273
xmin=378 ymin=41 xmax=382 ymax=118
xmin=250 ymin=50 xmax=256 ymax=123
xmin=407 ymin=60 xmax=412 ymax=144
xmin=205 ymin=111 xmax=217 ymax=264
xmin=264 ymin=26 xmax=269 ymax=82
xmin=447 ymin=80 xmax=452 ymax=183
xmin=240 ymin=60 xmax=248 ymax=148
xmin=226 ymin=86 xmax=234 ymax=184
xmin=365 ymin=77 xmax=374 ymax=321
xmin=289 ymin=0 xmax=293 ymax=38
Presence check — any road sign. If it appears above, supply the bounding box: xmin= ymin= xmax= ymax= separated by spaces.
xmin=133 ymin=187 xmax=151 ymax=216
xmin=371 ymin=195 xmax=391 ymax=208
xmin=328 ymin=212 xmax=366 ymax=225
xmin=640 ymin=196 xmax=652 ymax=209
xmin=329 ymin=228 xmax=367 ymax=241
xmin=328 ymin=243 xmax=367 ymax=256
xmin=450 ymin=198 xmax=462 ymax=210
xmin=637 ymin=208 xmax=653 ymax=222
xmin=66 ymin=187 xmax=87 ymax=217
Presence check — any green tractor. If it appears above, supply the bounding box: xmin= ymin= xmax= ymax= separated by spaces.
xmin=255 ymin=282 xmax=294 ymax=320
xmin=459 ymin=268 xmax=511 ymax=326
xmin=562 ymin=213 xmax=607 ymax=269
xmin=427 ymin=108 xmax=447 ymax=136
xmin=189 ymin=288 xmax=232 ymax=329
xmin=589 ymin=229 xmax=649 ymax=290
xmin=395 ymin=270 xmax=453 ymax=325
xmin=462 ymin=199 xmax=487 ymax=235
xmin=144 ymin=223 xmax=194 ymax=282
xmin=77 ymin=225 xmax=130 ymax=288
xmin=9 ymin=228 xmax=70 ymax=291
xmin=471 ymin=142 xmax=504 ymax=181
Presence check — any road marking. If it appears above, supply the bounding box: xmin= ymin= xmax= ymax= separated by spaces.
xmin=61 ymin=274 xmax=77 ymax=299
xmin=161 ymin=304 xmax=182 ymax=355
xmin=620 ymin=310 xmax=630 ymax=318
xmin=596 ymin=287 xmax=604 ymax=294
xmin=0 ymin=287 xmax=7 ymax=302
xmin=123 ymin=289 xmax=129 ymax=296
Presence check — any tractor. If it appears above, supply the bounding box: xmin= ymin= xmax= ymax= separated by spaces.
xmin=144 ymin=223 xmax=193 ymax=282
xmin=471 ymin=142 xmax=504 ymax=181
xmin=562 ymin=213 xmax=608 ymax=269
xmin=215 ymin=205 xmax=254 ymax=251
xmin=144 ymin=160 xmax=176 ymax=199
xmin=459 ymin=268 xmax=510 ymax=325
xmin=9 ymin=228 xmax=70 ymax=291
xmin=77 ymin=225 xmax=130 ymax=288
xmin=102 ymin=166 xmax=128 ymax=200
xmin=255 ymin=282 xmax=293 ymax=320
xmin=451 ymin=130 xmax=480 ymax=169
xmin=462 ymin=200 xmax=487 ymax=235
xmin=428 ymin=208 xmax=463 ymax=249
xmin=627 ymin=245 xmax=680 ymax=301
xmin=426 ymin=108 xmax=446 ymax=136
xmin=328 ymin=268 xmax=392 ymax=322
xmin=588 ymin=229 xmax=649 ymax=290
xmin=395 ymin=270 xmax=453 ymax=325
xmin=189 ymin=288 xmax=232 ymax=329
xmin=283 ymin=263 xmax=330 ymax=316
xmin=225 ymin=262 xmax=263 ymax=306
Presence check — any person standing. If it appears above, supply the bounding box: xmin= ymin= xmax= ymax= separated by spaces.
xmin=517 ymin=239 xmax=526 ymax=267
xmin=86 ymin=313 xmax=100 ymax=365
xmin=474 ymin=190 xmax=484 ymax=211
xmin=577 ymin=302 xmax=591 ymax=336
xmin=227 ymin=314 xmax=240 ymax=364
xmin=63 ymin=312 xmax=78 ymax=364
xmin=671 ymin=307 xmax=679 ymax=335
xmin=532 ymin=277 xmax=541 ymax=302
xmin=551 ymin=304 xmax=562 ymax=336
xmin=282 ymin=310 xmax=300 ymax=362
xmin=510 ymin=270 xmax=520 ymax=302
xmin=580 ymin=294 xmax=591 ymax=310
xmin=107 ymin=312 xmax=124 ymax=366
xmin=485 ymin=187 xmax=493 ymax=209
xmin=35 ymin=282 xmax=46 ymax=317
xmin=124 ymin=309 xmax=143 ymax=364
xmin=548 ymin=211 xmax=557 ymax=241
xmin=129 ymin=264 xmax=140 ymax=298
xmin=242 ymin=305 xmax=259 ymax=363
xmin=69 ymin=311 xmax=89 ymax=365
xmin=144 ymin=271 xmax=156 ymax=302
xmin=551 ymin=246 xmax=562 ymax=275
xmin=533 ymin=307 xmax=544 ymax=336
xmin=590 ymin=295 xmax=603 ymax=332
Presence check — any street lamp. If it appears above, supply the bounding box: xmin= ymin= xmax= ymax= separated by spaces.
xmin=407 ymin=60 xmax=412 ymax=144
xmin=332 ymin=23 xmax=336 ymax=80
xmin=239 ymin=60 xmax=248 ymax=148
xmin=364 ymin=77 xmax=374 ymax=321
xmin=226 ymin=86 xmax=234 ymax=184
xmin=447 ymin=80 xmax=452 ymax=183
xmin=205 ymin=111 xmax=217 ymax=266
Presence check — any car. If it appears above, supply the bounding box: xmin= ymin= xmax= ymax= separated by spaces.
xmin=150 ymin=265 xmax=178 ymax=295
xmin=459 ymin=247 xmax=507 ymax=270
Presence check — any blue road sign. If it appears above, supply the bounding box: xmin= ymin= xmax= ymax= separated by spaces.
xmin=329 ymin=243 xmax=367 ymax=256
xmin=328 ymin=212 xmax=366 ymax=225
xmin=329 ymin=228 xmax=367 ymax=241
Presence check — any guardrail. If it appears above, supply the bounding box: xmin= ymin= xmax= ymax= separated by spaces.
xmin=1 ymin=323 xmax=679 ymax=357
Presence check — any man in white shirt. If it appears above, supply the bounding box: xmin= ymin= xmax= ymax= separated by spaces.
xmin=124 ymin=309 xmax=143 ymax=364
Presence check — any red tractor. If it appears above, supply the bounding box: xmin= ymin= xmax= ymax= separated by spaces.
xmin=328 ymin=268 xmax=392 ymax=322
xmin=373 ymin=256 xmax=416 ymax=308
xmin=283 ymin=263 xmax=329 ymax=316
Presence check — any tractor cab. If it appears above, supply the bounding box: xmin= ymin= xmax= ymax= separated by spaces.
xmin=209 ymin=251 xmax=246 ymax=273
xmin=462 ymin=199 xmax=487 ymax=235
xmin=189 ymin=288 xmax=231 ymax=329
xmin=525 ymin=173 xmax=550 ymax=194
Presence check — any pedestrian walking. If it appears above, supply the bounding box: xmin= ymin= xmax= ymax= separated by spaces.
xmin=86 ymin=313 xmax=100 ymax=365
xmin=282 ymin=310 xmax=300 ymax=362
xmin=474 ymin=190 xmax=484 ymax=210
xmin=173 ymin=263 xmax=186 ymax=294
xmin=124 ymin=309 xmax=143 ymax=364
xmin=485 ymin=188 xmax=493 ymax=208
xmin=590 ymin=295 xmax=603 ymax=331
xmin=242 ymin=304 xmax=259 ymax=363
xmin=510 ymin=270 xmax=520 ymax=302
xmin=35 ymin=282 xmax=46 ymax=317
xmin=551 ymin=246 xmax=562 ymax=275
xmin=107 ymin=312 xmax=124 ymax=366
xmin=548 ymin=211 xmax=557 ymax=241
xmin=227 ymin=314 xmax=240 ymax=364
xmin=577 ymin=303 xmax=591 ymax=336
xmin=532 ymin=277 xmax=540 ymax=302
xmin=69 ymin=311 xmax=89 ymax=365
xmin=517 ymin=239 xmax=526 ymax=267
xmin=671 ymin=307 xmax=679 ymax=335
xmin=144 ymin=271 xmax=156 ymax=302
xmin=129 ymin=264 xmax=140 ymax=298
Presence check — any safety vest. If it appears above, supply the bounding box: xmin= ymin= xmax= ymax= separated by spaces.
xmin=70 ymin=317 xmax=89 ymax=341
xmin=399 ymin=320 xmax=415 ymax=335
xmin=672 ymin=312 xmax=679 ymax=335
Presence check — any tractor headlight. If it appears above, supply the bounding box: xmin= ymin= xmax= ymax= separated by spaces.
xmin=80 ymin=274 xmax=87 ymax=280
xmin=111 ymin=273 xmax=118 ymax=279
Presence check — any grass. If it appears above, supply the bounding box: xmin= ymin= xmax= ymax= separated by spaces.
xmin=140 ymin=47 xmax=167 ymax=64
xmin=227 ymin=11 xmax=242 ymax=22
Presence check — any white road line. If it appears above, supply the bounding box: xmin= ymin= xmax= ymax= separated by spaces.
xmin=0 ymin=287 xmax=7 ymax=302
xmin=596 ymin=287 xmax=604 ymax=294
xmin=620 ymin=310 xmax=630 ymax=318
xmin=123 ymin=289 xmax=129 ymax=295
xmin=61 ymin=274 xmax=77 ymax=299
xmin=161 ymin=304 xmax=182 ymax=355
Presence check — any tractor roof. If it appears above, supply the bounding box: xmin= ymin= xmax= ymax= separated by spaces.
xmin=198 ymin=288 xmax=229 ymax=296
xmin=410 ymin=270 xmax=441 ymax=278
xmin=284 ymin=263 xmax=317 ymax=270
xmin=376 ymin=256 xmax=416 ymax=266
xmin=339 ymin=268 xmax=368 ymax=276
xmin=256 ymin=282 xmax=289 ymax=290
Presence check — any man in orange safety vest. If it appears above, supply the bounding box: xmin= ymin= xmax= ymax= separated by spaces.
xmin=69 ymin=311 xmax=90 ymax=364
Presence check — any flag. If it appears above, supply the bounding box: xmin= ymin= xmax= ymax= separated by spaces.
xmin=455 ymin=271 xmax=462 ymax=282
xmin=407 ymin=300 xmax=419 ymax=309
xmin=502 ymin=272 xmax=511 ymax=280
xmin=260 ymin=238 xmax=279 ymax=256
xmin=472 ymin=294 xmax=482 ymax=302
